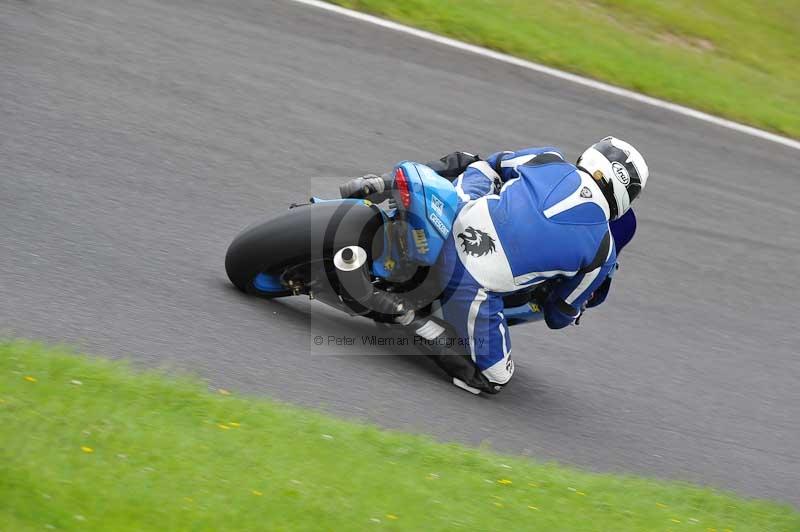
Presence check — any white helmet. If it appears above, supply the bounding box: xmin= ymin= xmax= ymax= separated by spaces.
xmin=576 ymin=136 xmax=649 ymax=220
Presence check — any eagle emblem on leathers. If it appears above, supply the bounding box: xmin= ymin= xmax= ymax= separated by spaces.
xmin=457 ymin=227 xmax=496 ymax=257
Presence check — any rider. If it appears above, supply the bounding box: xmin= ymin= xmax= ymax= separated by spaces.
xmin=341 ymin=137 xmax=648 ymax=394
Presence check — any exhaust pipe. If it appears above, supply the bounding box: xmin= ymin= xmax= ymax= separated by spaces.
xmin=332 ymin=246 xmax=408 ymax=318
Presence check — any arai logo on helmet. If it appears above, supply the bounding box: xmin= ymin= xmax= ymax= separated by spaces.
xmin=611 ymin=162 xmax=630 ymax=186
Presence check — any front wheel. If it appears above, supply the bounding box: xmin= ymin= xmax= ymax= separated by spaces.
xmin=225 ymin=201 xmax=384 ymax=298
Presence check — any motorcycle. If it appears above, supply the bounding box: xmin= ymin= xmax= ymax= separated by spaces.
xmin=224 ymin=161 xmax=548 ymax=347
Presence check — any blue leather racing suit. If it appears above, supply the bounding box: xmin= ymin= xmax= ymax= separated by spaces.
xmin=435 ymin=147 xmax=622 ymax=385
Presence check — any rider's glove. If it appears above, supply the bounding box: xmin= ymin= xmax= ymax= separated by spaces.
xmin=574 ymin=300 xmax=588 ymax=325
xmin=424 ymin=151 xmax=481 ymax=180
xmin=586 ymin=272 xmax=614 ymax=309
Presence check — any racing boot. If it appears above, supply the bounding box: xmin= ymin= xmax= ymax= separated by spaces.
xmin=408 ymin=315 xmax=505 ymax=394
xmin=430 ymin=352 xmax=506 ymax=395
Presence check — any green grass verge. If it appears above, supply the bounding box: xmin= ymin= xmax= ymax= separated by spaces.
xmin=2 ymin=340 xmax=798 ymax=531
xmin=329 ymin=0 xmax=800 ymax=139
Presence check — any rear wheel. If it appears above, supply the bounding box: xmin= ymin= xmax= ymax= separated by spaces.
xmin=225 ymin=201 xmax=384 ymax=298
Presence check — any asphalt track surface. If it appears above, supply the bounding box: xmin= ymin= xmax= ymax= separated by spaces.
xmin=2 ymin=0 xmax=799 ymax=505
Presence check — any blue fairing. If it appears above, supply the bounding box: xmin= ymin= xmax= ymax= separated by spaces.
xmin=394 ymin=161 xmax=458 ymax=266
xmin=504 ymin=302 xmax=545 ymax=325
xmin=303 ymin=177 xmax=543 ymax=323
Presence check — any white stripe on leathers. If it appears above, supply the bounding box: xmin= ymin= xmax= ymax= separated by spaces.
xmin=565 ymin=233 xmax=614 ymax=305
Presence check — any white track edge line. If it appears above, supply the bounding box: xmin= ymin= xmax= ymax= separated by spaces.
xmin=289 ymin=0 xmax=800 ymax=151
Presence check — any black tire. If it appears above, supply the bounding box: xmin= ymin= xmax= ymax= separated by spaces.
xmin=225 ymin=201 xmax=384 ymax=297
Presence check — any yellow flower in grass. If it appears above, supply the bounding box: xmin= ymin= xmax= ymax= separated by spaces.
xmin=81 ymin=446 xmax=94 ymax=453
xmin=385 ymin=514 xmax=399 ymax=520
xmin=497 ymin=479 xmax=512 ymax=485
xmin=24 ymin=376 xmax=37 ymax=383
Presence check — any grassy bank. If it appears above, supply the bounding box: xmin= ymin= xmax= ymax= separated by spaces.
xmin=330 ymin=0 xmax=800 ymax=139
xmin=1 ymin=340 xmax=798 ymax=531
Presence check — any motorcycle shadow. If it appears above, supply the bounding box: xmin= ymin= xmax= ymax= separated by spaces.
xmin=220 ymin=282 xmax=592 ymax=449
xmin=248 ymin=297 xmax=556 ymax=403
